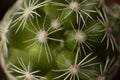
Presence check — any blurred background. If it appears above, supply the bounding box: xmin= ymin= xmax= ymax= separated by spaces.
xmin=0 ymin=0 xmax=120 ymax=80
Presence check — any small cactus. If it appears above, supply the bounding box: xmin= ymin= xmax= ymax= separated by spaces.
xmin=0 ymin=0 xmax=120 ymax=80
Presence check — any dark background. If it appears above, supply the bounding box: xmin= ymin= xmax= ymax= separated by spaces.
xmin=0 ymin=0 xmax=120 ymax=80
xmin=0 ymin=0 xmax=16 ymax=20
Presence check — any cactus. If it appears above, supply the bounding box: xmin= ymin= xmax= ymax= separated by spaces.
xmin=0 ymin=0 xmax=120 ymax=80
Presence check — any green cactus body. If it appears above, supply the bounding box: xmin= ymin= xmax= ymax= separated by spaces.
xmin=0 ymin=0 xmax=120 ymax=80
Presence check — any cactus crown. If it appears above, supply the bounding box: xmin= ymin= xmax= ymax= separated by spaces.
xmin=0 ymin=0 xmax=119 ymax=80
